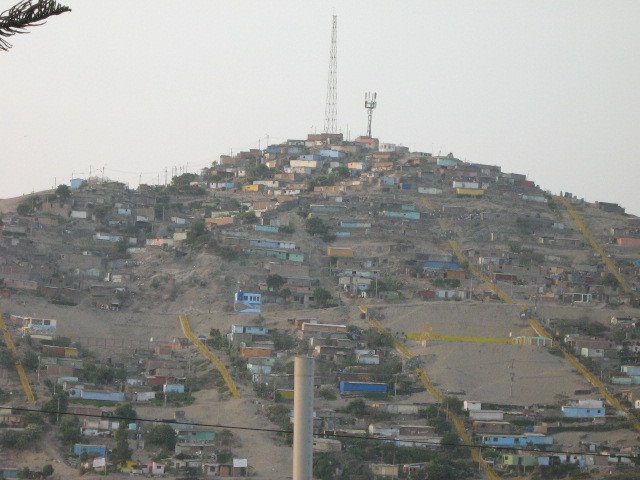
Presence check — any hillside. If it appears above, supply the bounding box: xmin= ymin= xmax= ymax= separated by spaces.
xmin=1 ymin=134 xmax=639 ymax=478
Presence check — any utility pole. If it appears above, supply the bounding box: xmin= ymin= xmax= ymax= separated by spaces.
xmin=293 ymin=356 xmax=314 ymax=480
xmin=509 ymin=358 xmax=515 ymax=399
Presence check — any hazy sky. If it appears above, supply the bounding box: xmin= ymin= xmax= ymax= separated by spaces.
xmin=2 ymin=1 xmax=639 ymax=214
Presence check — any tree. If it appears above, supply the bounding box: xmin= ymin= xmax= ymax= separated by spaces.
xmin=333 ymin=166 xmax=350 ymax=178
xmin=343 ymin=399 xmax=368 ymax=417
xmin=58 ymin=415 xmax=80 ymax=444
xmin=17 ymin=467 xmax=30 ymax=479
xmin=266 ymin=274 xmax=286 ymax=292
xmin=313 ymin=453 xmax=336 ymax=480
xmin=206 ymin=328 xmax=228 ymax=349
xmin=171 ymin=172 xmax=198 ymax=187
xmin=0 ymin=0 xmax=70 ymax=51
xmin=22 ymin=350 xmax=38 ymax=371
xmin=114 ymin=403 xmax=137 ymax=421
xmin=111 ymin=422 xmax=132 ymax=466
xmin=306 ymin=216 xmax=329 ymax=236
xmin=43 ymin=392 xmax=68 ymax=424
xmin=55 ymin=184 xmax=71 ymax=202
xmin=146 ymin=423 xmax=177 ymax=451
xmin=186 ymin=219 xmax=206 ymax=244
xmin=16 ymin=195 xmax=41 ymax=215
xmin=313 ymin=287 xmax=333 ymax=308
xmin=237 ymin=210 xmax=258 ymax=224
xmin=42 ymin=464 xmax=54 ymax=477
xmin=114 ymin=238 xmax=128 ymax=255
xmin=93 ymin=204 xmax=111 ymax=223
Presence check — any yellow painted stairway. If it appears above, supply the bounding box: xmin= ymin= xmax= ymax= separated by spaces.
xmin=368 ymin=318 xmax=500 ymax=480
xmin=179 ymin=314 xmax=240 ymax=399
xmin=556 ymin=195 xmax=632 ymax=294
xmin=0 ymin=314 xmax=35 ymax=404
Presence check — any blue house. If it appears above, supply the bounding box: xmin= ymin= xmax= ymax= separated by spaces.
xmin=319 ymin=149 xmax=346 ymax=159
xmin=163 ymin=383 xmax=185 ymax=394
xmin=561 ymin=404 xmax=605 ymax=418
xmin=234 ymin=292 xmax=262 ymax=313
xmin=381 ymin=176 xmax=397 ymax=186
xmin=70 ymin=178 xmax=84 ymax=190
xmin=74 ymin=444 xmax=107 ymax=457
xmin=340 ymin=221 xmax=371 ymax=229
xmin=382 ymin=211 xmax=420 ymax=220
xmin=481 ymin=434 xmax=553 ymax=447
xmin=175 ymin=428 xmax=216 ymax=444
xmin=0 ymin=468 xmax=18 ymax=479
xmin=423 ymin=261 xmax=461 ymax=271
xmin=68 ymin=388 xmax=125 ymax=402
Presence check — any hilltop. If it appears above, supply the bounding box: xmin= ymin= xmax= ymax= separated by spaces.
xmin=0 ymin=133 xmax=639 ymax=479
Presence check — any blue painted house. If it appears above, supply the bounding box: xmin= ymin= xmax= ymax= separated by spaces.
xmin=482 ymin=434 xmax=553 ymax=447
xmin=382 ymin=211 xmax=420 ymax=220
xmin=70 ymin=178 xmax=84 ymax=190
xmin=0 ymin=468 xmax=18 ymax=479
xmin=175 ymin=428 xmax=216 ymax=444
xmin=423 ymin=261 xmax=461 ymax=271
xmin=340 ymin=221 xmax=371 ymax=229
xmin=319 ymin=149 xmax=346 ymax=159
xmin=68 ymin=388 xmax=125 ymax=402
xmin=561 ymin=400 xmax=605 ymax=418
xmin=74 ymin=444 xmax=107 ymax=457
xmin=163 ymin=383 xmax=185 ymax=393
xmin=234 ymin=292 xmax=262 ymax=313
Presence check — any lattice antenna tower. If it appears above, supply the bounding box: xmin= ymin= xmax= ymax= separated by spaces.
xmin=365 ymin=92 xmax=377 ymax=137
xmin=323 ymin=15 xmax=338 ymax=134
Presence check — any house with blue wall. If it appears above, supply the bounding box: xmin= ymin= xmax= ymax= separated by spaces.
xmin=482 ymin=434 xmax=553 ymax=447
xmin=234 ymin=292 xmax=262 ymax=313
xmin=382 ymin=211 xmax=420 ymax=220
xmin=319 ymin=149 xmax=346 ymax=159
xmin=68 ymin=388 xmax=125 ymax=402
xmin=74 ymin=444 xmax=107 ymax=457
xmin=423 ymin=261 xmax=461 ymax=271
xmin=163 ymin=384 xmax=185 ymax=394
xmin=174 ymin=428 xmax=216 ymax=444
xmin=561 ymin=400 xmax=605 ymax=418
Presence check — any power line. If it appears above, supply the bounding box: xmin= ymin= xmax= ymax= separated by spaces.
xmin=7 ymin=405 xmax=638 ymax=460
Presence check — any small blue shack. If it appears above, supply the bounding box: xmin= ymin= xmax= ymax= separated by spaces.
xmin=74 ymin=444 xmax=107 ymax=457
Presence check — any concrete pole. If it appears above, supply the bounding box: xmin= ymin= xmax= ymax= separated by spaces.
xmin=293 ymin=356 xmax=314 ymax=480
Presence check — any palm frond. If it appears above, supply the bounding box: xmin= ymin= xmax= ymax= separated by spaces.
xmin=0 ymin=0 xmax=70 ymax=51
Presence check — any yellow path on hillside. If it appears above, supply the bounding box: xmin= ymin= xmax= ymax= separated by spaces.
xmin=556 ymin=195 xmax=632 ymax=294
xmin=407 ymin=331 xmax=515 ymax=345
xmin=367 ymin=317 xmax=500 ymax=480
xmin=449 ymin=239 xmax=517 ymax=305
xmin=450 ymin=246 xmax=640 ymax=432
xmin=179 ymin=314 xmax=240 ymax=399
xmin=529 ymin=318 xmax=640 ymax=431
xmin=0 ymin=314 xmax=35 ymax=404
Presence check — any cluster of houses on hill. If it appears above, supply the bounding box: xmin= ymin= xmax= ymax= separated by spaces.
xmin=1 ymin=130 xmax=638 ymax=313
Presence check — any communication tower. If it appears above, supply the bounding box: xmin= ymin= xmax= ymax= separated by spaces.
xmin=365 ymin=92 xmax=377 ymax=137
xmin=323 ymin=15 xmax=338 ymax=134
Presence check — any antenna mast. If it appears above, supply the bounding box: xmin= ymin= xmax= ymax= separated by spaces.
xmin=365 ymin=92 xmax=377 ymax=137
xmin=323 ymin=15 xmax=338 ymax=134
